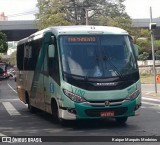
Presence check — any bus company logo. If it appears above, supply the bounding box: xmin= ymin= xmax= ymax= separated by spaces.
xmin=96 ymin=82 xmax=115 ymax=86
xmin=105 ymin=101 xmax=110 ymax=106
xmin=2 ymin=137 xmax=11 ymax=143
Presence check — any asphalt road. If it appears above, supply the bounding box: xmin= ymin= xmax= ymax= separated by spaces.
xmin=0 ymin=79 xmax=160 ymax=145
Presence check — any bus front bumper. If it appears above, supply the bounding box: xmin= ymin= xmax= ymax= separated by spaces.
xmin=59 ymin=97 xmax=141 ymax=120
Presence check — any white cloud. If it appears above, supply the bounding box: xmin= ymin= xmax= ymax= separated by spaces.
xmin=124 ymin=0 xmax=160 ymax=19
xmin=0 ymin=0 xmax=38 ymax=20
xmin=1 ymin=0 xmax=160 ymax=20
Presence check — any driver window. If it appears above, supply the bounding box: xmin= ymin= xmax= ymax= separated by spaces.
xmin=48 ymin=37 xmax=60 ymax=85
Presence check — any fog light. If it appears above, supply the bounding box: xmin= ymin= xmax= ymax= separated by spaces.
xmin=68 ymin=108 xmax=77 ymax=114
xmin=135 ymin=103 xmax=141 ymax=111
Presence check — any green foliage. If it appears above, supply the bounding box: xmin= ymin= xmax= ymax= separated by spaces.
xmin=155 ymin=50 xmax=160 ymax=60
xmin=135 ymin=39 xmax=160 ymax=60
xmin=140 ymin=29 xmax=150 ymax=38
xmin=36 ymin=0 xmax=72 ymax=29
xmin=136 ymin=39 xmax=151 ymax=54
xmin=36 ymin=0 xmax=131 ymax=29
xmin=154 ymin=40 xmax=160 ymax=60
xmin=138 ymin=52 xmax=149 ymax=61
xmin=8 ymin=51 xmax=16 ymax=66
xmin=129 ymin=28 xmax=150 ymax=43
xmin=0 ymin=32 xmax=8 ymax=53
xmin=154 ymin=40 xmax=160 ymax=50
xmin=135 ymin=37 xmax=151 ymax=60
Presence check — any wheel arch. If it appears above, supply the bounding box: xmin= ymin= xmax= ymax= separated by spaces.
xmin=51 ymin=97 xmax=59 ymax=114
xmin=25 ymin=91 xmax=29 ymax=104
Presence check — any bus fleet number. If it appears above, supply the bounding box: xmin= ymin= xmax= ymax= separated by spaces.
xmin=74 ymin=89 xmax=85 ymax=97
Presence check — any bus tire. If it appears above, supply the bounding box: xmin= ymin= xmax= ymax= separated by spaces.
xmin=51 ymin=99 xmax=68 ymax=125
xmin=26 ymin=93 xmax=36 ymax=113
xmin=115 ymin=117 xmax=128 ymax=124
xmin=51 ymin=99 xmax=59 ymax=123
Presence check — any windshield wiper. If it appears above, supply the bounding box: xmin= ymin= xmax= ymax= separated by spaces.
xmin=63 ymin=72 xmax=88 ymax=81
xmin=103 ymin=56 xmax=124 ymax=79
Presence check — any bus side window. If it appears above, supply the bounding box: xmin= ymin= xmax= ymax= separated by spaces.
xmin=48 ymin=38 xmax=60 ymax=85
xmin=17 ymin=44 xmax=24 ymax=70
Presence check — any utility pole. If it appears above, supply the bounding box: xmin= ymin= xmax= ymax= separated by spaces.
xmin=149 ymin=6 xmax=157 ymax=93
xmin=72 ymin=0 xmax=78 ymax=24
xmin=85 ymin=8 xmax=89 ymax=25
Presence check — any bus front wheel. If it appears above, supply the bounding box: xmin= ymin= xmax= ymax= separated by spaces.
xmin=115 ymin=117 xmax=128 ymax=124
xmin=51 ymin=99 xmax=67 ymax=125
xmin=51 ymin=99 xmax=60 ymax=123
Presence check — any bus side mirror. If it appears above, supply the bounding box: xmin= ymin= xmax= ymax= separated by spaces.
xmin=51 ymin=36 xmax=55 ymax=44
xmin=44 ymin=32 xmax=56 ymax=44
xmin=48 ymin=45 xmax=55 ymax=58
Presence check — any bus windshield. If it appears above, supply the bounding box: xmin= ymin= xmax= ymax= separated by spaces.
xmin=59 ymin=35 xmax=138 ymax=79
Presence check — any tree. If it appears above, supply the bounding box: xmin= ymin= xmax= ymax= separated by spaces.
xmin=0 ymin=55 xmax=2 ymax=62
xmin=0 ymin=32 xmax=8 ymax=53
xmin=153 ymin=40 xmax=160 ymax=60
xmin=138 ymin=52 xmax=149 ymax=61
xmin=129 ymin=28 xmax=150 ymax=43
xmin=36 ymin=0 xmax=73 ymax=29
xmin=155 ymin=50 xmax=160 ymax=60
xmin=136 ymin=39 xmax=151 ymax=54
xmin=8 ymin=51 xmax=16 ymax=66
xmin=36 ymin=0 xmax=131 ymax=29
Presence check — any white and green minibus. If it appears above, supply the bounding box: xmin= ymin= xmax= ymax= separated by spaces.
xmin=16 ymin=25 xmax=141 ymax=124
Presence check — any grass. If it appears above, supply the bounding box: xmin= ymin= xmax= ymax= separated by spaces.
xmin=140 ymin=74 xmax=156 ymax=84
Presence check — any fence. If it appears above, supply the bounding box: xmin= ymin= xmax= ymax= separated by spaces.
xmin=138 ymin=60 xmax=160 ymax=74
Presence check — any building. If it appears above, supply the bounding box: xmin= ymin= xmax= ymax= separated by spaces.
xmin=0 ymin=12 xmax=8 ymax=21
xmin=132 ymin=18 xmax=160 ymax=39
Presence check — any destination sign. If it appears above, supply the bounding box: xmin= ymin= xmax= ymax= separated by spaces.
xmin=68 ymin=37 xmax=96 ymax=42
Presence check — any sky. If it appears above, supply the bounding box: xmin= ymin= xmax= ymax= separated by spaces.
xmin=124 ymin=0 xmax=160 ymax=19
xmin=0 ymin=0 xmax=160 ymax=20
xmin=0 ymin=0 xmax=38 ymax=20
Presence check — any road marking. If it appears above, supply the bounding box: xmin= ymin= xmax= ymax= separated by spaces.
xmin=0 ymin=99 xmax=19 ymax=102
xmin=142 ymin=101 xmax=160 ymax=107
xmin=7 ymin=82 xmax=17 ymax=94
xmin=0 ymin=133 xmax=6 ymax=136
xmin=145 ymin=92 xmax=153 ymax=95
xmin=141 ymin=106 xmax=146 ymax=109
xmin=142 ymin=97 xmax=160 ymax=102
xmin=2 ymin=102 xmax=21 ymax=116
xmin=142 ymin=91 xmax=160 ymax=93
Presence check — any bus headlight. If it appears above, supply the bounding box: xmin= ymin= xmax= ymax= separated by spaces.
xmin=63 ymin=89 xmax=87 ymax=103
xmin=126 ymin=89 xmax=140 ymax=100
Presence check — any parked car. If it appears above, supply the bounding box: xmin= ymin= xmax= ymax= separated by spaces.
xmin=7 ymin=68 xmax=16 ymax=80
xmin=0 ymin=63 xmax=9 ymax=79
xmin=0 ymin=67 xmax=4 ymax=80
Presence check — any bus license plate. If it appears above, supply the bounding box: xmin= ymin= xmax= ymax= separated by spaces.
xmin=100 ymin=111 xmax=114 ymax=117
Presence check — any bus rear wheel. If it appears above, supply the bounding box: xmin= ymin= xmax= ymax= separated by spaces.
xmin=26 ymin=94 xmax=36 ymax=113
xmin=115 ymin=117 xmax=128 ymax=124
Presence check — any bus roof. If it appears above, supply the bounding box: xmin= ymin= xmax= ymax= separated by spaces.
xmin=40 ymin=25 xmax=128 ymax=36
xmin=18 ymin=25 xmax=128 ymax=45
xmin=50 ymin=25 xmax=128 ymax=35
